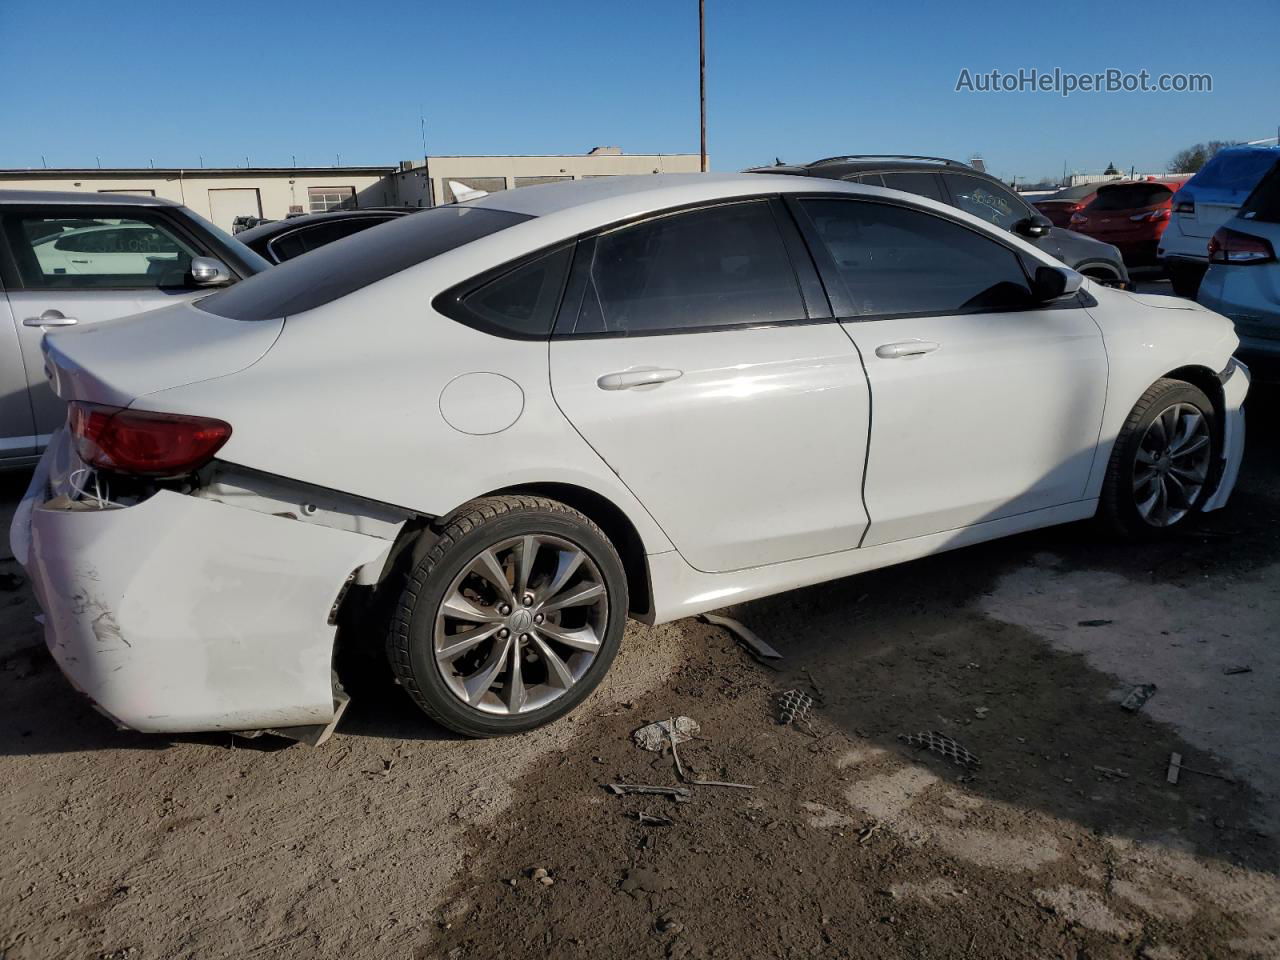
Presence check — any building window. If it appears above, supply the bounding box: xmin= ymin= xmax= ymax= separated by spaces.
xmin=513 ymin=176 xmax=571 ymax=189
xmin=308 ymin=186 xmax=355 ymax=213
xmin=442 ymin=177 xmax=506 ymax=203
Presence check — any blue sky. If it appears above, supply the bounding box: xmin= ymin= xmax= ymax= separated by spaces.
xmin=2 ymin=0 xmax=1276 ymax=183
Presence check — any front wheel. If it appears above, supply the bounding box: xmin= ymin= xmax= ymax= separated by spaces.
xmin=1099 ymin=378 xmax=1218 ymax=537
xmin=386 ymin=495 xmax=628 ymax=737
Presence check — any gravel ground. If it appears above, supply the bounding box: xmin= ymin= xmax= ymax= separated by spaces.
xmin=1 ymin=369 xmax=1276 ymax=960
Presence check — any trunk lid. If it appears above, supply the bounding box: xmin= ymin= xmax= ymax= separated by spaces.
xmin=42 ymin=300 xmax=283 ymax=409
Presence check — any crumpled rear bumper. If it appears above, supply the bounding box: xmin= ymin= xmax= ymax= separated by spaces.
xmin=12 ymin=436 xmax=390 ymax=734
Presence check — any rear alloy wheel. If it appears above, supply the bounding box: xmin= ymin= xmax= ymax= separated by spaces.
xmin=1100 ymin=378 xmax=1218 ymax=537
xmin=387 ymin=495 xmax=627 ymax=737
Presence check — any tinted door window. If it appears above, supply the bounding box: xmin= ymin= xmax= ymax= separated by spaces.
xmin=800 ymin=199 xmax=1034 ymax=317
xmin=571 ymin=200 xmax=805 ymax=335
xmin=1241 ymin=167 xmax=1280 ymax=224
xmin=941 ymin=174 xmax=1031 ymax=229
xmin=2 ymin=213 xmax=200 ymax=289
xmin=879 ymin=172 xmax=943 ymax=201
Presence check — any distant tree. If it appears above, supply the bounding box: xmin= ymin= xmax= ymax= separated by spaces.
xmin=1168 ymin=140 xmax=1239 ymax=174
xmin=1103 ymin=161 xmax=1119 ymax=176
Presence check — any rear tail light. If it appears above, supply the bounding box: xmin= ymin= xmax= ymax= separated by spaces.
xmin=1129 ymin=208 xmax=1171 ymax=223
xmin=69 ymin=402 xmax=232 ymax=477
xmin=1207 ymin=227 xmax=1277 ymax=265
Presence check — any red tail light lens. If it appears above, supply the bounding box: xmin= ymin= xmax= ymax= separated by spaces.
xmin=1129 ymin=208 xmax=1171 ymax=223
xmin=1207 ymin=227 xmax=1277 ymax=265
xmin=69 ymin=402 xmax=232 ymax=476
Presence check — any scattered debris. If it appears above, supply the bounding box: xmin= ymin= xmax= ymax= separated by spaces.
xmin=898 ymin=731 xmax=981 ymax=769
xmin=1092 ymin=765 xmax=1129 ymax=779
xmin=668 ymin=726 xmax=755 ymax=790
xmin=632 ymin=716 xmax=700 ymax=752
xmin=776 ymin=689 xmax=814 ymax=726
xmin=1120 ymin=684 xmax=1157 ymax=713
xmin=629 ymin=811 xmax=675 ymax=827
xmin=803 ymin=669 xmax=825 ymax=699
xmin=606 ymin=783 xmax=692 ymax=803
xmin=1223 ymin=665 xmax=1252 ymax=676
xmin=1166 ymin=752 xmax=1235 ymax=785
xmin=699 ymin=612 xmax=782 ymax=666
xmin=1078 ymin=619 xmax=1113 ymax=627
xmin=973 ymin=707 xmax=989 ymax=719
xmin=858 ymin=822 xmax=881 ymax=844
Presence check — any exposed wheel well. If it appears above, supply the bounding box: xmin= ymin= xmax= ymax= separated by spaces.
xmin=1165 ymin=364 xmax=1225 ymax=420
xmin=487 ymin=482 xmax=653 ymax=620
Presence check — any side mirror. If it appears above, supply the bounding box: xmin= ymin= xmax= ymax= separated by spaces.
xmin=190 ymin=256 xmax=234 ymax=287
xmin=1015 ymin=215 xmax=1054 ymax=240
xmin=1032 ymin=265 xmax=1083 ymax=302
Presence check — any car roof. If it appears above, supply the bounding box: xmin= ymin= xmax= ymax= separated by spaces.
xmin=235 ymin=207 xmax=415 ymax=243
xmin=0 ymin=189 xmax=180 ymax=207
xmin=745 ymin=156 xmax=985 ymax=179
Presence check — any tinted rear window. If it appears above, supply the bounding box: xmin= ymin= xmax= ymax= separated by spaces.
xmin=1190 ymin=151 xmax=1278 ymax=194
xmin=197 ymin=205 xmax=531 ymax=321
xmin=1241 ymin=167 xmax=1280 ymax=224
xmin=1088 ymin=184 xmax=1172 ymax=211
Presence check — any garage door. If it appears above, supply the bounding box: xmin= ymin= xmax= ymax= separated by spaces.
xmin=207 ymin=188 xmax=262 ymax=231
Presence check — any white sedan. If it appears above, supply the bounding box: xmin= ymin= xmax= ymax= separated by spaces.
xmin=11 ymin=173 xmax=1249 ymax=740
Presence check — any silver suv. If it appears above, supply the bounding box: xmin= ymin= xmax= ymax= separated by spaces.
xmin=0 ymin=190 xmax=267 ymax=465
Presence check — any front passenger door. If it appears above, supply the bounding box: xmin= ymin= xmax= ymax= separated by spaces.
xmin=549 ymin=198 xmax=872 ymax=574
xmin=792 ymin=196 xmax=1107 ymax=547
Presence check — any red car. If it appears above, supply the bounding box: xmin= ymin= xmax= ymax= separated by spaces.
xmin=1032 ymin=182 xmax=1101 ymax=227
xmin=1068 ymin=177 xmax=1190 ymax=265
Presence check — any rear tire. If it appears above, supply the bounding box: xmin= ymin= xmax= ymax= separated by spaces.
xmin=1099 ymin=378 xmax=1218 ymax=538
xmin=386 ymin=495 xmax=627 ymax=737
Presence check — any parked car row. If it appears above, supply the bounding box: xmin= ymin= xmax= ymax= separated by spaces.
xmin=8 ymin=171 xmax=1249 ymax=743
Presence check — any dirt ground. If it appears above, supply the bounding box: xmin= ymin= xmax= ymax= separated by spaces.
xmin=2 ymin=380 xmax=1277 ymax=959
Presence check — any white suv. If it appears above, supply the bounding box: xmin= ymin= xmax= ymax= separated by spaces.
xmin=1159 ymin=146 xmax=1279 ymax=297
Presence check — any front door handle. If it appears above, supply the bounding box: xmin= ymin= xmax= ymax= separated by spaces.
xmin=597 ymin=367 xmax=684 ymax=391
xmin=24 ymin=309 xmax=78 ymax=327
xmin=875 ymin=340 xmax=939 ymax=359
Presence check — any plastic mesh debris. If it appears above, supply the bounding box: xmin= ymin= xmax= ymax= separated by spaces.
xmin=898 ymin=731 xmax=981 ymax=768
xmin=776 ymin=689 xmax=813 ymax=725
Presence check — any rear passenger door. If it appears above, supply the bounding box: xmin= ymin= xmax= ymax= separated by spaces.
xmin=791 ymin=196 xmax=1106 ymax=546
xmin=0 ymin=205 xmax=221 ymax=437
xmin=548 ymin=198 xmax=872 ymax=574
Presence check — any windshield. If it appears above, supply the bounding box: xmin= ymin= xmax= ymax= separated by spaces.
xmin=1088 ymin=184 xmax=1172 ymax=211
xmin=198 ymin=205 xmax=531 ymax=321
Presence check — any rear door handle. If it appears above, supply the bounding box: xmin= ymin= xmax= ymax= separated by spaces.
xmin=597 ymin=367 xmax=684 ymax=391
xmin=24 ymin=310 xmax=78 ymax=327
xmin=875 ymin=340 xmax=939 ymax=359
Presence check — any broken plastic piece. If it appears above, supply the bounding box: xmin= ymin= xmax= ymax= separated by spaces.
xmin=633 ymin=716 xmax=700 ymax=752
xmin=606 ymin=783 xmax=693 ymax=803
xmin=776 ymin=689 xmax=814 ymax=726
xmin=1223 ymin=665 xmax=1252 ymax=676
xmin=699 ymin=612 xmax=782 ymax=666
xmin=1120 ymin=683 xmax=1157 ymax=712
xmin=898 ymin=731 xmax=981 ymax=769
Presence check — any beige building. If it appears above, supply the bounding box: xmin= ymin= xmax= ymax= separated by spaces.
xmin=0 ymin=148 xmax=704 ymax=230
xmin=391 ymin=147 xmax=704 ymax=206
xmin=0 ymin=166 xmax=397 ymax=230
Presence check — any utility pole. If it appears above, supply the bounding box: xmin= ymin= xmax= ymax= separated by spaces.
xmin=699 ymin=0 xmax=707 ymax=172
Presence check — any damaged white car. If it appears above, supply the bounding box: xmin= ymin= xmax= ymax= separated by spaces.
xmin=10 ymin=173 xmax=1249 ymax=741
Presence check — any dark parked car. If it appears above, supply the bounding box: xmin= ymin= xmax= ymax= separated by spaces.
xmin=235 ymin=207 xmax=420 ymax=264
xmin=748 ymin=156 xmax=1130 ymax=286
xmin=1032 ymin=182 xmax=1112 ymax=228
